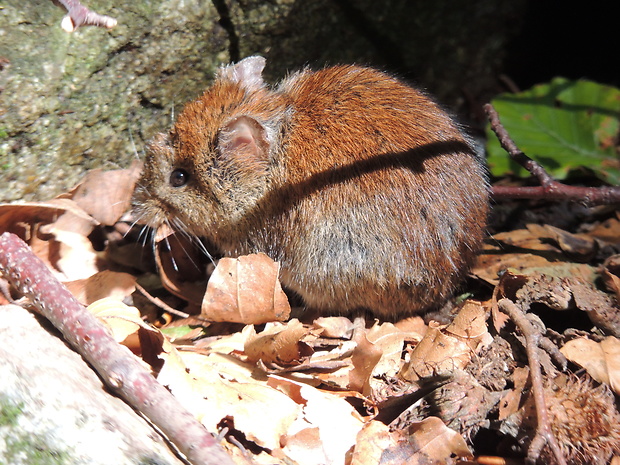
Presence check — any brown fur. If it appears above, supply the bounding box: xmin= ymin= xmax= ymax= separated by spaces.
xmin=134 ymin=56 xmax=489 ymax=318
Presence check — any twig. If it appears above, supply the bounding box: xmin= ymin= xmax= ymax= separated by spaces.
xmin=135 ymin=282 xmax=213 ymax=324
xmin=0 ymin=232 xmax=234 ymax=465
xmin=485 ymin=104 xmax=620 ymax=207
xmin=54 ymin=0 xmax=117 ymax=32
xmin=497 ymin=298 xmax=567 ymax=465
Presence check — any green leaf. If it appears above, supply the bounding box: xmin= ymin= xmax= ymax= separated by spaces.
xmin=486 ymin=77 xmax=620 ymax=184
xmin=160 ymin=325 xmax=198 ymax=339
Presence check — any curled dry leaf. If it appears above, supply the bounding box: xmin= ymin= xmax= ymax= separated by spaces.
xmin=62 ymin=161 xmax=142 ymax=226
xmin=65 ymin=270 xmax=136 ymax=305
xmin=401 ymin=301 xmax=489 ymax=382
xmin=269 ymin=376 xmax=364 ymax=465
xmin=202 ymin=253 xmax=291 ymax=324
xmin=349 ymin=332 xmax=383 ymax=396
xmin=42 ymin=226 xmax=99 ymax=281
xmin=159 ymin=348 xmax=301 ymax=451
xmin=350 ymin=417 xmax=471 ymax=464
xmin=153 ymin=226 xmax=208 ymax=307
xmin=0 ymin=200 xmax=99 ymax=281
xmin=472 ymin=227 xmax=598 ymax=286
xmin=366 ymin=322 xmax=406 ymax=378
xmin=88 ymin=297 xmax=151 ymax=351
xmin=602 ymin=254 xmax=620 ymax=301
xmin=560 ymin=336 xmax=620 ymax=395
xmin=313 ymin=316 xmax=355 ymax=339
xmin=244 ymin=319 xmax=313 ymax=365
xmin=526 ymin=223 xmax=597 ymax=259
xmin=0 ymin=199 xmax=98 ymax=238
xmin=498 ymin=366 xmax=530 ymax=421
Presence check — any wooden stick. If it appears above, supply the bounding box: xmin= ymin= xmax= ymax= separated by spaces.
xmin=485 ymin=103 xmax=620 ymax=206
xmin=0 ymin=232 xmax=234 ymax=465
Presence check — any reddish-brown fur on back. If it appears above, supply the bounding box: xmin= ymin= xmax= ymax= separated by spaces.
xmin=134 ymin=56 xmax=488 ymax=318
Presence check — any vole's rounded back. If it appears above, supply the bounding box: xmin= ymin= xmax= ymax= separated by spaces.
xmin=135 ymin=56 xmax=488 ymax=318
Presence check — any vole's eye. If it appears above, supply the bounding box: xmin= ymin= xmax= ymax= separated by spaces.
xmin=169 ymin=168 xmax=189 ymax=187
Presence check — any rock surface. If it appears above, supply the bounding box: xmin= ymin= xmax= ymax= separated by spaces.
xmin=0 ymin=304 xmax=185 ymax=465
xmin=0 ymin=0 xmax=526 ymax=202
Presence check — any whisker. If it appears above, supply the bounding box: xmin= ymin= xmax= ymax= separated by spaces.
xmin=171 ymin=217 xmax=215 ymax=266
xmin=128 ymin=126 xmax=140 ymax=160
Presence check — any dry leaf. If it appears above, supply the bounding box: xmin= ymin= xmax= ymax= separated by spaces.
xmin=561 ymin=336 xmax=620 ymax=395
xmin=349 ymin=332 xmax=383 ymax=395
xmin=272 ymin=377 xmax=364 ymax=465
xmin=349 ymin=421 xmax=394 ymax=465
xmin=63 ymin=161 xmax=142 ymax=226
xmin=366 ymin=322 xmax=406 ymax=377
xmin=396 ymin=417 xmax=472 ymax=463
xmin=159 ymin=349 xmax=301 ymax=451
xmin=445 ymin=300 xmax=489 ymax=349
xmin=526 ymin=223 xmax=597 ymax=258
xmin=498 ymin=366 xmax=530 ymax=421
xmin=65 ymin=270 xmax=136 ymax=305
xmin=46 ymin=227 xmax=99 ymax=281
xmin=202 ymin=253 xmax=291 ymax=324
xmin=0 ymin=200 xmax=99 ymax=281
xmin=401 ymin=302 xmax=488 ymax=382
xmin=0 ymin=199 xmax=98 ymax=238
xmin=313 ymin=316 xmax=355 ymax=339
xmin=602 ymin=254 xmax=620 ymax=301
xmin=586 ymin=217 xmax=620 ymax=247
xmin=154 ymin=227 xmax=208 ymax=306
xmin=88 ymin=298 xmax=144 ymax=345
xmin=352 ymin=417 xmax=471 ymax=464
xmin=245 ymin=319 xmax=312 ymax=365
xmin=472 ymin=228 xmax=598 ymax=286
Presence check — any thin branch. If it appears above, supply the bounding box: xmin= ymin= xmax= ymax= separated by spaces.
xmin=54 ymin=0 xmax=117 ymax=32
xmin=497 ymin=298 xmax=567 ymax=465
xmin=0 ymin=232 xmax=234 ymax=465
xmin=134 ymin=282 xmax=213 ymax=325
xmin=485 ymin=103 xmax=620 ymax=207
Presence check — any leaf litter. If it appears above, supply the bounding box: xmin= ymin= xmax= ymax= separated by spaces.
xmin=0 ymin=166 xmax=619 ymax=465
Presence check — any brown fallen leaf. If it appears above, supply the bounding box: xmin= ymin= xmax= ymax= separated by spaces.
xmin=585 ymin=216 xmax=620 ymax=247
xmin=498 ymin=366 xmax=530 ymax=421
xmin=65 ymin=270 xmax=136 ymax=305
xmin=244 ymin=319 xmax=314 ymax=365
xmin=313 ymin=316 xmax=355 ymax=339
xmin=401 ymin=301 xmax=489 ymax=382
xmin=351 ymin=417 xmax=471 ymax=464
xmin=602 ymin=254 xmax=620 ymax=301
xmin=154 ymin=226 xmax=208 ymax=307
xmin=366 ymin=322 xmax=406 ymax=378
xmin=349 ymin=420 xmax=393 ymax=465
xmin=0 ymin=199 xmax=98 ymax=239
xmin=0 ymin=200 xmax=100 ymax=281
xmin=271 ymin=376 xmax=364 ymax=465
xmin=349 ymin=331 xmax=383 ymax=396
xmin=560 ymin=336 xmax=620 ymax=395
xmin=472 ymin=227 xmax=597 ymax=286
xmin=526 ymin=223 xmax=597 ymax=259
xmin=202 ymin=253 xmax=291 ymax=324
xmin=62 ymin=161 xmax=142 ymax=226
xmin=570 ymin=277 xmax=620 ymax=337
xmin=159 ymin=348 xmax=301 ymax=451
xmin=87 ymin=297 xmax=158 ymax=353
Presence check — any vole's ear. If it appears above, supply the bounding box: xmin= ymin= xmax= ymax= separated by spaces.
xmin=218 ymin=116 xmax=270 ymax=175
xmin=217 ymin=56 xmax=266 ymax=93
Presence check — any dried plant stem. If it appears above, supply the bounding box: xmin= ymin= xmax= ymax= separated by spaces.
xmin=485 ymin=103 xmax=620 ymax=206
xmin=55 ymin=0 xmax=117 ymax=31
xmin=497 ymin=298 xmax=567 ymax=465
xmin=134 ymin=282 xmax=212 ymax=324
xmin=0 ymin=232 xmax=234 ymax=465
